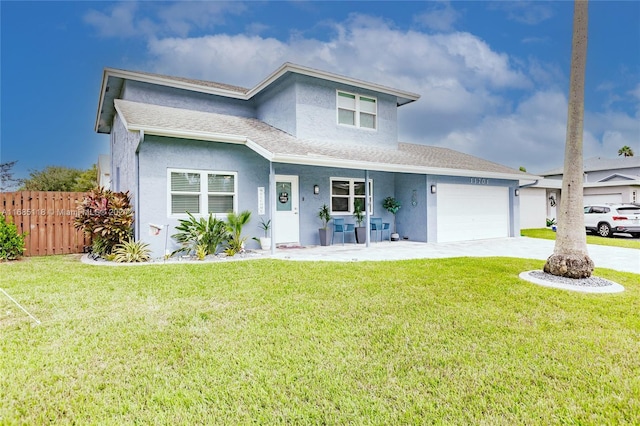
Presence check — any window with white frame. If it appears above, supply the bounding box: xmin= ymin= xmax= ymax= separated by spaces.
xmin=169 ymin=169 xmax=237 ymax=216
xmin=337 ymin=91 xmax=377 ymax=130
xmin=330 ymin=178 xmax=373 ymax=215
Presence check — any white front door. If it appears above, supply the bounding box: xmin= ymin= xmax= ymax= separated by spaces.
xmin=274 ymin=175 xmax=300 ymax=244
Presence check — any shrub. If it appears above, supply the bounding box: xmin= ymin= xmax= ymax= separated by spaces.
xmin=225 ymin=210 xmax=251 ymax=256
xmin=318 ymin=204 xmax=331 ymax=229
xmin=112 ymin=239 xmax=151 ymax=263
xmin=195 ymin=244 xmax=207 ymax=261
xmin=90 ymin=236 xmax=111 ymax=258
xmin=74 ymin=187 xmax=133 ymax=255
xmin=0 ymin=214 xmax=26 ymax=260
xmin=171 ymin=213 xmax=226 ymax=256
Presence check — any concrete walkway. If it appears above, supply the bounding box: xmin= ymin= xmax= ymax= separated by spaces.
xmin=270 ymin=237 xmax=639 ymax=274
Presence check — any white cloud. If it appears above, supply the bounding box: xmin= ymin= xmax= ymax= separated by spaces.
xmin=84 ymin=1 xmax=245 ymax=39
xmin=414 ymin=2 xmax=461 ymax=32
xmin=87 ymin=4 xmax=637 ymax=173
xmin=490 ymin=2 xmax=555 ymax=25
xmin=83 ymin=2 xmax=140 ymax=38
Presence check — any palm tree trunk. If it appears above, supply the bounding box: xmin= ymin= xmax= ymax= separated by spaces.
xmin=544 ymin=0 xmax=594 ymax=278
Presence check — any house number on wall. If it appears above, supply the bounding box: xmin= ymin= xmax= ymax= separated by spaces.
xmin=470 ymin=178 xmax=489 ymax=185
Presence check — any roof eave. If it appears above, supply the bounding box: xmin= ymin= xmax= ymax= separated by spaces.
xmin=246 ymin=62 xmax=421 ymax=106
xmin=114 ymin=120 xmax=531 ymax=180
xmin=273 ymin=153 xmax=535 ymax=180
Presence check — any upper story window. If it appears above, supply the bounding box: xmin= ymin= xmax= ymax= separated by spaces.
xmin=337 ymin=91 xmax=377 ymax=130
xmin=168 ymin=169 xmax=237 ymax=217
xmin=330 ymin=178 xmax=373 ymax=215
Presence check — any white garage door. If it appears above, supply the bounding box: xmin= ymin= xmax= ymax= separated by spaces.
xmin=437 ymin=184 xmax=510 ymax=243
xmin=584 ymin=193 xmax=622 ymax=205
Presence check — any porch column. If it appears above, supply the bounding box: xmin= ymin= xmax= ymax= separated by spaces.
xmin=365 ymin=169 xmax=370 ymax=247
xmin=269 ymin=161 xmax=276 ymax=254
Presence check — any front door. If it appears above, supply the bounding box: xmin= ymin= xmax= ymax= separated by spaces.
xmin=274 ymin=175 xmax=300 ymax=244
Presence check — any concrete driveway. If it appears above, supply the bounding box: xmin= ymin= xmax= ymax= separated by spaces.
xmin=271 ymin=237 xmax=639 ymax=274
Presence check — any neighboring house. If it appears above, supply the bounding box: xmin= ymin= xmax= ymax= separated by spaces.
xmin=520 ymin=156 xmax=640 ymax=228
xmin=95 ymin=63 xmax=536 ymax=257
xmin=97 ymin=154 xmax=111 ymax=189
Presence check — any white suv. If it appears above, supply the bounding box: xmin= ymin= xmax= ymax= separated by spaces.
xmin=584 ymin=203 xmax=640 ymax=238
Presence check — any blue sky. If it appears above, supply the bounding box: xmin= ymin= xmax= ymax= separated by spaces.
xmin=1 ymin=1 xmax=638 ymax=184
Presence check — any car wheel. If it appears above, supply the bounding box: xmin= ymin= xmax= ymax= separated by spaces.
xmin=597 ymin=223 xmax=612 ymax=238
xmin=632 ymin=233 xmax=640 ymax=239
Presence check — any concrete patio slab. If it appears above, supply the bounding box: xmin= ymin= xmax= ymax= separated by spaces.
xmin=270 ymin=237 xmax=639 ymax=274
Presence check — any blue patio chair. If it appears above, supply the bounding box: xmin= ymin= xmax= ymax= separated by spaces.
xmin=370 ymin=217 xmax=382 ymax=242
xmin=332 ymin=218 xmax=355 ymax=245
xmin=381 ymin=221 xmax=391 ymax=241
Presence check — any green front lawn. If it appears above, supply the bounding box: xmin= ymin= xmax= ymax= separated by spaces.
xmin=1 ymin=256 xmax=639 ymax=424
xmin=522 ymin=228 xmax=640 ymax=249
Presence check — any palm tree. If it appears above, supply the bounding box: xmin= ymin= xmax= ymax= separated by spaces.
xmin=544 ymin=0 xmax=594 ymax=278
xmin=618 ymin=145 xmax=634 ymax=157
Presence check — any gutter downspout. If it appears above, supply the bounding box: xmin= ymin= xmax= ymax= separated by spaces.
xmin=519 ymin=179 xmax=540 ymax=190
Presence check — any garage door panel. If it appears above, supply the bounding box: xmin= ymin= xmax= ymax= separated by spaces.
xmin=437 ymin=184 xmax=510 ymax=242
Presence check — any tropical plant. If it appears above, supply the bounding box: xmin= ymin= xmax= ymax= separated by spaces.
xmin=171 ymin=212 xmax=226 ymax=256
xmin=544 ymin=0 xmax=594 ymax=279
xmin=353 ymin=204 xmax=365 ymax=227
xmin=618 ymin=145 xmax=634 ymax=157
xmin=195 ymin=244 xmax=207 ymax=261
xmin=318 ymin=204 xmax=331 ymax=229
xmin=74 ymin=187 xmax=133 ymax=255
xmin=383 ymin=196 xmax=401 ymax=233
xmin=90 ymin=236 xmax=111 ymax=258
xmin=225 ymin=210 xmax=252 ymax=256
xmin=112 ymin=239 xmax=151 ymax=263
xmin=258 ymin=217 xmax=271 ymax=237
xmin=0 ymin=213 xmax=26 ymax=260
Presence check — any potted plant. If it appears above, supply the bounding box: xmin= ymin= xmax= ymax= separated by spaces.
xmin=383 ymin=196 xmax=401 ymax=241
xmin=353 ymin=204 xmax=366 ymax=244
xmin=252 ymin=217 xmax=271 ymax=250
xmin=318 ymin=204 xmax=331 ymax=246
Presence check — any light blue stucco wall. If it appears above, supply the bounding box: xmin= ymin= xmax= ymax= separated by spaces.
xmin=293 ymin=75 xmax=398 ymax=148
xmin=111 ymin=114 xmax=139 ymax=195
xmin=135 ymin=136 xmax=403 ymax=257
xmin=255 ymin=79 xmax=297 ymax=136
xmin=255 ymin=74 xmax=398 ymax=147
xmin=137 ymin=136 xmax=271 ymax=257
xmin=128 ymin=133 xmax=522 ymax=257
xmin=394 ymin=174 xmax=428 ymax=241
xmin=119 ymin=75 xmax=401 ymax=150
xmin=273 ymin=164 xmax=397 ymax=245
xmin=122 ymin=81 xmax=255 ymax=118
xmin=110 ymin=114 xmax=140 ymax=238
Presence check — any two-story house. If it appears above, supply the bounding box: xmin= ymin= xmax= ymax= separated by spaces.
xmin=95 ymin=63 xmax=535 ymax=257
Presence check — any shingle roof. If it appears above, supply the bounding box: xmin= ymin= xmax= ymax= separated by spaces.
xmin=97 ymin=63 xmax=422 ymax=133
xmin=115 ymin=99 xmax=532 ymax=180
xmin=107 ymin=68 xmax=250 ymax=94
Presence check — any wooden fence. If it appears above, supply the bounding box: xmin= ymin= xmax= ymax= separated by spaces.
xmin=1 ymin=191 xmax=91 ymax=256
